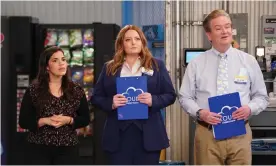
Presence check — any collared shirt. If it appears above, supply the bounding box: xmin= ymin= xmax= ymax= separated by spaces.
xmin=179 ymin=46 xmax=269 ymax=118
xmin=120 ymin=57 xmax=142 ymax=77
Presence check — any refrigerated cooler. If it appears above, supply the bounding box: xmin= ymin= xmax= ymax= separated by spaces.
xmin=1 ymin=16 xmax=40 ymax=165
xmin=1 ymin=16 xmax=10 ymax=166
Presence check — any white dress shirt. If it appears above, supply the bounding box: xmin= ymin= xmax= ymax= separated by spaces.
xmin=120 ymin=57 xmax=142 ymax=77
xmin=179 ymin=46 xmax=269 ymax=118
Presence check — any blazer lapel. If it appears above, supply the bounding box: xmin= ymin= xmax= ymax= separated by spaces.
xmin=107 ymin=67 xmax=121 ymax=84
xmin=142 ymin=72 xmax=154 ymax=92
xmin=105 ymin=67 xmax=122 ymax=95
xmin=143 ymin=66 xmax=158 ymax=93
xmin=115 ymin=67 xmax=122 ymax=77
xmin=142 ymin=73 xmax=151 ymax=80
xmin=113 ymin=67 xmax=122 ymax=84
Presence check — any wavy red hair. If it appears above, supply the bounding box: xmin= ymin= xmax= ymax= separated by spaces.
xmin=106 ymin=25 xmax=158 ymax=76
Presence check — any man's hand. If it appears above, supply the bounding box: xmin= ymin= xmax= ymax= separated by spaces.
xmin=232 ymin=105 xmax=251 ymax=120
xmin=199 ymin=109 xmax=222 ymax=125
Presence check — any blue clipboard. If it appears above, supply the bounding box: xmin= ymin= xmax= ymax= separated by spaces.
xmin=116 ymin=76 xmax=148 ymax=120
xmin=208 ymin=92 xmax=246 ymax=140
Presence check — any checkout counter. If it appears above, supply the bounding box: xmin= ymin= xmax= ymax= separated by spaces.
xmin=250 ymin=71 xmax=276 ymax=165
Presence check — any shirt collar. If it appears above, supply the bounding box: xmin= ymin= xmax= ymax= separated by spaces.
xmin=123 ymin=56 xmax=141 ymax=68
xmin=211 ymin=45 xmax=233 ymax=57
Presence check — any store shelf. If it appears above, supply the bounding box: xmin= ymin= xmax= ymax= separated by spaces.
xmin=252 ymin=151 xmax=276 ymax=155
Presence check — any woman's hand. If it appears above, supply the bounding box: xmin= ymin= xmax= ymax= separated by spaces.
xmin=138 ymin=92 xmax=152 ymax=106
xmin=38 ymin=117 xmax=60 ymax=128
xmin=112 ymin=94 xmax=127 ymax=109
xmin=49 ymin=114 xmax=72 ymax=128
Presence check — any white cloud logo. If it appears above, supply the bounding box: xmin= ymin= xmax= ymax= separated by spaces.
xmin=122 ymin=87 xmax=144 ymax=96
xmin=218 ymin=106 xmax=238 ymax=115
xmin=121 ymin=87 xmax=144 ymax=105
xmin=218 ymin=106 xmax=238 ymax=124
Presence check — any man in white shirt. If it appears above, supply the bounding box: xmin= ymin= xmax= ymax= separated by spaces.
xmin=179 ymin=9 xmax=268 ymax=165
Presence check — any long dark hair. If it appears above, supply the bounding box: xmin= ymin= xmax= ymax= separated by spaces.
xmin=33 ymin=46 xmax=73 ymax=104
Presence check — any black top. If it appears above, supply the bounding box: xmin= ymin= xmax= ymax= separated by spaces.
xmin=19 ymin=82 xmax=90 ymax=146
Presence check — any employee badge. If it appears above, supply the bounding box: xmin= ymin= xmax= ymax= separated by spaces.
xmin=234 ymin=68 xmax=248 ymax=84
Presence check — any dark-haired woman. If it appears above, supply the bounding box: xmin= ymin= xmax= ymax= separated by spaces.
xmin=19 ymin=46 xmax=90 ymax=165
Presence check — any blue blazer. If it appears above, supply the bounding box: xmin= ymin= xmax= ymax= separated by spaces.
xmin=91 ymin=58 xmax=176 ymax=152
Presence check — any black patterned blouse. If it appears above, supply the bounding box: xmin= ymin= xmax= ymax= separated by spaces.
xmin=19 ymin=82 xmax=90 ymax=146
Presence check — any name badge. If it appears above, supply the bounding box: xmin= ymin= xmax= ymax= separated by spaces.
xmin=234 ymin=76 xmax=248 ymax=84
xmin=234 ymin=68 xmax=248 ymax=84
